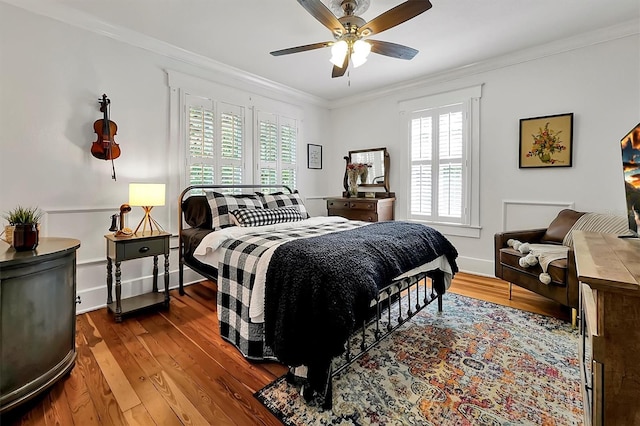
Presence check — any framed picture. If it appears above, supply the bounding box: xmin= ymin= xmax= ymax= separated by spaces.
xmin=307 ymin=144 xmax=322 ymax=169
xmin=519 ymin=113 xmax=573 ymax=168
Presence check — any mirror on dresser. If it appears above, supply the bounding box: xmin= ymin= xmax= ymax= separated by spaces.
xmin=342 ymin=147 xmax=391 ymax=195
xmin=326 ymin=147 xmax=395 ymax=223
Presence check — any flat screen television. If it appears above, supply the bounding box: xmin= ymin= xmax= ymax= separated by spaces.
xmin=621 ymin=122 xmax=640 ymax=237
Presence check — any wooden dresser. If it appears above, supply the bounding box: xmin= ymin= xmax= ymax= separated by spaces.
xmin=326 ymin=197 xmax=395 ymax=222
xmin=573 ymin=231 xmax=640 ymax=426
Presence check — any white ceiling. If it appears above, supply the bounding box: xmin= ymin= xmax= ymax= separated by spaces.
xmin=12 ymin=0 xmax=640 ymax=101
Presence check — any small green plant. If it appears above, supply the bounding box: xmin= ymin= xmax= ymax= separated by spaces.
xmin=3 ymin=206 xmax=44 ymax=224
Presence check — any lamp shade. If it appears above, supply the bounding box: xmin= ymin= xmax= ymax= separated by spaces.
xmin=330 ymin=40 xmax=348 ymax=67
xmin=129 ymin=183 xmax=165 ymax=207
xmin=352 ymin=40 xmax=371 ymax=68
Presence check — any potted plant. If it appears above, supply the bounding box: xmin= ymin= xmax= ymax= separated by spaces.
xmin=2 ymin=206 xmax=43 ymax=251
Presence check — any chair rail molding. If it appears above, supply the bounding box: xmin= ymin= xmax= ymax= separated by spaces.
xmin=501 ymin=200 xmax=575 ymax=232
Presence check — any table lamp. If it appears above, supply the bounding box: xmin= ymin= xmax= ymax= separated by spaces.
xmin=128 ymin=183 xmax=165 ymax=235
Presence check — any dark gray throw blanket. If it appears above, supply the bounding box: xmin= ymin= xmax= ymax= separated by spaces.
xmin=264 ymin=221 xmax=458 ymax=381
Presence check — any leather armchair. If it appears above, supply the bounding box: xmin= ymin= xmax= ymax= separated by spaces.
xmin=494 ymin=209 xmax=586 ymax=325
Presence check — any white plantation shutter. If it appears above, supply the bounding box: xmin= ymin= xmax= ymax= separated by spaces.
xmin=257 ymin=111 xmax=298 ymax=191
xmin=409 ymin=104 xmax=466 ymax=224
xmin=187 ymin=97 xmax=216 ymax=186
xmin=219 ymin=103 xmax=244 ymax=189
xmin=438 ymin=110 xmax=463 ymax=218
xmin=280 ymin=116 xmax=297 ymax=189
xmin=411 ymin=164 xmax=432 ymax=215
xmin=185 ymin=94 xmax=245 ymax=189
xmin=411 ymin=116 xmax=433 ymax=216
xmin=258 ymin=112 xmax=278 ymax=190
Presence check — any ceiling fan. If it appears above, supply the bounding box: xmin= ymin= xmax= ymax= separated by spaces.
xmin=270 ymin=0 xmax=433 ymax=78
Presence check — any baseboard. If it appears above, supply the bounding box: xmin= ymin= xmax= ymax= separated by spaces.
xmin=76 ymin=258 xmax=496 ymax=314
xmin=76 ymin=267 xmax=205 ymax=314
xmin=456 ymin=255 xmax=495 ymax=278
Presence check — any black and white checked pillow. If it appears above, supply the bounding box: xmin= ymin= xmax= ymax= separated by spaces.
xmin=206 ymin=192 xmax=263 ymax=230
xmin=257 ymin=192 xmax=310 ymax=219
xmin=230 ymin=207 xmax=303 ymax=227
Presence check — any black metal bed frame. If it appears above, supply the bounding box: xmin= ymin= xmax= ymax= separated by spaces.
xmin=292 ymin=269 xmax=444 ymax=409
xmin=177 ymin=184 xmax=446 ymax=410
xmin=177 ymin=184 xmax=293 ymax=295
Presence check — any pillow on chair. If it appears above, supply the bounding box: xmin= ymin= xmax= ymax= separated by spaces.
xmin=540 ymin=209 xmax=586 ymax=244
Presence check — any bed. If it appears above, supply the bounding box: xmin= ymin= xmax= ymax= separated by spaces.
xmin=178 ymin=184 xmax=459 ymax=409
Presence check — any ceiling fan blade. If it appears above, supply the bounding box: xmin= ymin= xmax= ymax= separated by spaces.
xmin=332 ymin=54 xmax=349 ymax=78
xmin=361 ymin=0 xmax=432 ymax=36
xmin=368 ymin=40 xmax=418 ymax=60
xmin=297 ymin=0 xmax=345 ymax=35
xmin=270 ymin=41 xmax=332 ymax=56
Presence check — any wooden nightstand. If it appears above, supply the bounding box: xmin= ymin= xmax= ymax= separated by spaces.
xmin=326 ymin=197 xmax=395 ymax=222
xmin=104 ymin=231 xmax=170 ymax=322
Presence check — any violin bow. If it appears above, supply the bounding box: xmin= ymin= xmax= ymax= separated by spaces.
xmin=105 ymin=99 xmax=116 ymax=181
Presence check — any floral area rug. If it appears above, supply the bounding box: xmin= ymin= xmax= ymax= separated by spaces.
xmin=255 ymin=293 xmax=583 ymax=425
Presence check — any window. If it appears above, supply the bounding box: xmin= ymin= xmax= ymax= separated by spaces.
xmin=185 ymin=94 xmax=244 ymax=188
xmin=256 ymin=111 xmax=298 ymax=192
xmin=169 ymin=70 xmax=303 ymax=234
xmin=400 ymin=85 xmax=482 ymax=236
xmin=173 ymin=71 xmax=301 ymax=197
xmin=410 ymin=104 xmax=464 ymax=223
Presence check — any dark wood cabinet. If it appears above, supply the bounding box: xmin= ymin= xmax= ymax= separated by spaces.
xmin=326 ymin=197 xmax=395 ymax=222
xmin=1 ymin=238 xmax=80 ymax=414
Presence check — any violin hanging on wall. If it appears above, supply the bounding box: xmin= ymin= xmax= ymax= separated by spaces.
xmin=91 ymin=94 xmax=120 ymax=180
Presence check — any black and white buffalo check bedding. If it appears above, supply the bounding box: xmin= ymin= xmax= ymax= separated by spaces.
xmin=216 ymin=220 xmax=364 ymax=360
xmin=230 ymin=206 xmax=303 ymax=227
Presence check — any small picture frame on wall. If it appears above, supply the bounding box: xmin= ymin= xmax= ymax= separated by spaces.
xmin=519 ymin=113 xmax=573 ymax=168
xmin=307 ymin=144 xmax=322 ymax=169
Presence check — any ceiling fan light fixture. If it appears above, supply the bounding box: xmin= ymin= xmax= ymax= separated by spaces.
xmin=330 ymin=40 xmax=349 ymax=67
xmin=271 ymin=0 xmax=430 ymax=77
xmin=351 ymin=39 xmax=371 ymax=68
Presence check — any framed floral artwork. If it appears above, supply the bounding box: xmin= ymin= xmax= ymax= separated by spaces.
xmin=519 ymin=113 xmax=573 ymax=168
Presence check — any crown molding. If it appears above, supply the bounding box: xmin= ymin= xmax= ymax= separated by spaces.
xmin=3 ymin=1 xmax=637 ymax=110
xmin=328 ymin=19 xmax=640 ymax=110
xmin=0 ymin=0 xmax=329 ymax=108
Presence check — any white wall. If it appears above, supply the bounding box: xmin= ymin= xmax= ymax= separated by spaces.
xmin=326 ymin=33 xmax=640 ymax=275
xmin=0 ymin=3 xmax=331 ymax=312
xmin=2 ymin=2 xmax=638 ymax=312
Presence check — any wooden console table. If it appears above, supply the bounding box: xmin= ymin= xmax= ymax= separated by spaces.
xmin=0 ymin=237 xmax=81 ymax=414
xmin=573 ymin=231 xmax=640 ymax=426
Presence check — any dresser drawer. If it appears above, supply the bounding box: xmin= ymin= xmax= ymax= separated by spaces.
xmin=327 ymin=208 xmax=378 ymax=222
xmin=327 ymin=200 xmax=350 ymax=210
xmin=346 ymin=211 xmax=379 ymax=222
xmin=109 ymin=237 xmax=167 ymax=261
xmin=349 ymin=201 xmax=376 ymax=211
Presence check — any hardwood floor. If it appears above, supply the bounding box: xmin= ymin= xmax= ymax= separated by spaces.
xmin=1 ymin=272 xmax=571 ymax=425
